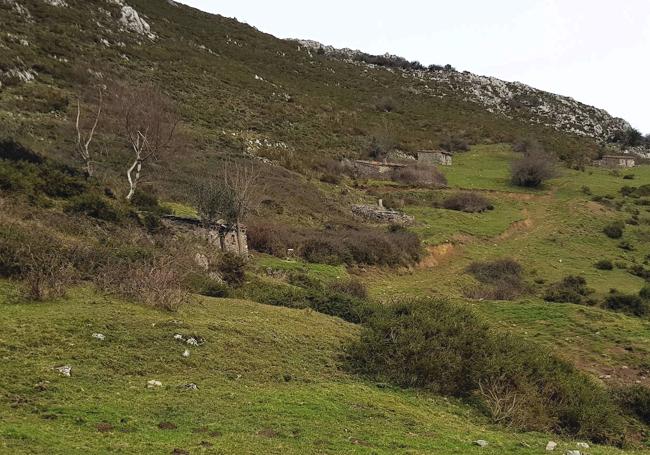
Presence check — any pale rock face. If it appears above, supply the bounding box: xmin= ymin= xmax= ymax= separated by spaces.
xmin=291 ymin=38 xmax=631 ymax=141
xmin=43 ymin=0 xmax=67 ymax=6
xmin=1 ymin=68 xmax=37 ymax=83
xmin=1 ymin=0 xmax=31 ymax=17
xmin=56 ymin=365 xmax=72 ymax=377
xmin=118 ymin=4 xmax=156 ymax=39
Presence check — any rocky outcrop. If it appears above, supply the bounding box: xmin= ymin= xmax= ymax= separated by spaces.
xmin=119 ymin=5 xmax=155 ymax=38
xmin=352 ymin=204 xmax=414 ymax=225
xmin=293 ymin=39 xmax=630 ymax=141
xmin=43 ymin=0 xmax=67 ymax=6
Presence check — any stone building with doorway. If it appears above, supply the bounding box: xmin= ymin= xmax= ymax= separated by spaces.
xmin=162 ymin=215 xmax=248 ymax=255
xmin=352 ymin=159 xmax=407 ymax=179
xmin=596 ymin=155 xmax=636 ymax=168
xmin=417 ymin=150 xmax=453 ymax=166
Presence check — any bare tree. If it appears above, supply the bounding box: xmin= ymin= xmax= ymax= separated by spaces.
xmin=113 ymin=84 xmax=179 ymax=200
xmin=74 ymin=88 xmax=103 ymax=177
xmin=194 ymin=162 xmax=262 ymax=254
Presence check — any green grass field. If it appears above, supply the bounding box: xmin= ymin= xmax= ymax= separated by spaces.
xmin=0 ymin=281 xmax=643 ymax=454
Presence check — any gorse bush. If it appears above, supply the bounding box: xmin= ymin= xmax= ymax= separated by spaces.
xmin=603 ymin=291 xmax=650 ymax=317
xmin=615 ymin=386 xmax=650 ymax=424
xmin=346 ymin=298 xmax=625 ymax=442
xmin=217 ymin=252 xmax=246 ymax=287
xmin=66 ymin=193 xmax=122 ymax=222
xmin=603 ymin=221 xmax=625 ymax=239
xmin=247 ymin=223 xmax=422 ymax=267
xmin=544 ymin=275 xmax=592 ymax=305
xmin=392 ymin=164 xmax=448 ymax=187
xmin=442 ymin=192 xmax=494 ymax=213
xmin=465 ymin=258 xmax=526 ymax=300
xmin=510 ymin=150 xmax=557 ymax=188
xmin=595 ymin=259 xmax=614 ymax=270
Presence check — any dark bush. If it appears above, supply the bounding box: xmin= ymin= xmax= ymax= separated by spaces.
xmin=319 ymin=173 xmax=341 ymax=185
xmin=65 ymin=193 xmax=121 ymax=222
xmin=629 ymin=265 xmax=650 ymax=280
xmin=594 ymin=260 xmax=614 ymax=271
xmin=603 ymin=291 xmax=650 ymax=317
xmin=640 ymin=286 xmax=650 ymax=300
xmin=615 ymin=386 xmax=650 ymax=424
xmin=619 ymin=241 xmax=634 ymax=251
xmin=248 ymin=223 xmax=422 ymax=267
xmin=392 ymin=164 xmax=448 ymax=187
xmin=0 ymin=139 xmax=43 ymax=163
xmin=544 ymin=276 xmax=591 ymax=304
xmin=347 ymin=297 xmax=624 ymax=441
xmin=512 ymin=138 xmax=544 ymax=154
xmin=603 ymin=222 xmax=625 ymax=239
xmin=465 ymin=258 xmax=525 ymax=300
xmin=217 ymin=253 xmax=246 ymax=287
xmin=510 ymin=151 xmax=557 ymax=188
xmin=130 ymin=187 xmax=170 ymax=215
xmin=37 ymin=163 xmax=86 ymax=198
xmin=375 ymin=96 xmax=399 ymax=113
xmin=329 ymin=278 xmax=368 ymax=299
xmin=440 ymin=136 xmax=470 ymax=153
xmin=467 ymin=258 xmax=523 ymax=284
xmin=443 ymin=192 xmax=493 ymax=213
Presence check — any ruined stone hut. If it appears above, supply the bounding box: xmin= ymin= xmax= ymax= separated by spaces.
xmin=597 ymin=155 xmax=636 ymax=168
xmin=417 ymin=150 xmax=453 ymax=166
xmin=352 ymin=159 xmax=406 ymax=179
xmin=162 ymin=215 xmax=248 ymax=255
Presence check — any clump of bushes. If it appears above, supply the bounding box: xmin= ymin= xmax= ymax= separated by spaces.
xmin=375 ymin=96 xmax=399 ymax=113
xmin=65 ymin=193 xmax=122 ymax=222
xmin=442 ymin=192 xmax=493 ymax=213
xmin=247 ymin=223 xmax=422 ymax=267
xmin=439 ymin=135 xmax=469 ymax=153
xmin=240 ymin=276 xmax=374 ymax=324
xmin=603 ymin=221 xmax=625 ymax=239
xmin=615 ymin=385 xmax=650 ymax=424
xmin=544 ymin=275 xmax=592 ymax=305
xmin=603 ymin=291 xmax=650 ymax=317
xmin=510 ymin=150 xmax=557 ymax=188
xmin=346 ymin=297 xmax=625 ymax=442
xmin=217 ymin=252 xmax=247 ymax=287
xmin=392 ymin=164 xmax=448 ymax=187
xmin=595 ymin=259 xmax=614 ymax=270
xmin=465 ymin=258 xmax=526 ymax=300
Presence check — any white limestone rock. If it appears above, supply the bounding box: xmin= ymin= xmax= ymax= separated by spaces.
xmin=43 ymin=0 xmax=67 ymax=6
xmin=119 ymin=5 xmax=156 ymax=39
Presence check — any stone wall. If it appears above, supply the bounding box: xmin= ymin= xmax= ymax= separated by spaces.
xmin=352 ymin=204 xmax=414 ymax=225
xmin=417 ymin=150 xmax=452 ymax=166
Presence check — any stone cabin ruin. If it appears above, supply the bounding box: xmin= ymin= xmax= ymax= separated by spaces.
xmin=417 ymin=150 xmax=453 ymax=166
xmin=352 ymin=159 xmax=406 ymax=179
xmin=352 ymin=199 xmax=414 ymax=225
xmin=596 ymin=155 xmax=636 ymax=168
xmin=162 ymin=215 xmax=249 ymax=255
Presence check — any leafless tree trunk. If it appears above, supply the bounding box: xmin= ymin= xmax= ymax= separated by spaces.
xmin=74 ymin=88 xmax=103 ymax=178
xmin=111 ymin=83 xmax=179 ymax=201
xmin=194 ymin=162 xmax=262 ymax=255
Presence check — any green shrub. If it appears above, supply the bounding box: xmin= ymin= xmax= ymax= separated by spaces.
xmin=594 ymin=260 xmax=613 ymax=271
xmin=217 ymin=253 xmax=246 ymax=287
xmin=618 ymin=241 xmax=634 ymax=251
xmin=603 ymin=222 xmax=624 ymax=239
xmin=346 ymin=297 xmax=624 ymax=442
xmin=465 ymin=258 xmax=526 ymax=300
xmin=510 ymin=151 xmax=557 ymax=188
xmin=544 ymin=275 xmax=591 ymax=304
xmin=65 ymin=193 xmax=121 ymax=222
xmin=330 ymin=279 xmax=368 ymax=299
xmin=615 ymin=386 xmax=650 ymax=424
xmin=442 ymin=192 xmax=494 ymax=213
xmin=603 ymin=291 xmax=650 ymax=317
xmin=640 ymin=285 xmax=650 ymax=301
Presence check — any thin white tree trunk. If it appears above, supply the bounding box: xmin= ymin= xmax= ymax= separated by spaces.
xmin=126 ymin=159 xmax=142 ymax=200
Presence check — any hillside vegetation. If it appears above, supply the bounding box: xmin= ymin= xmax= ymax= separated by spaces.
xmin=2 ymin=1 xmax=650 ymax=453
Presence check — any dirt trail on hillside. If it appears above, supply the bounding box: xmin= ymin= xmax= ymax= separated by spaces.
xmin=418 ymin=243 xmax=458 ymax=268
xmin=497 ymin=209 xmax=534 ymax=241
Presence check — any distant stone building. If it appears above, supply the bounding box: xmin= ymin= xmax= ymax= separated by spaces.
xmin=352 ymin=159 xmax=406 ymax=179
xmin=417 ymin=150 xmax=453 ymax=166
xmin=352 ymin=199 xmax=414 ymax=225
xmin=162 ymin=215 xmax=248 ymax=255
xmin=597 ymin=155 xmax=636 ymax=168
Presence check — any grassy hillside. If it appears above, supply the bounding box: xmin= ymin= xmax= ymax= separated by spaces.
xmin=0 ymin=282 xmax=642 ymax=455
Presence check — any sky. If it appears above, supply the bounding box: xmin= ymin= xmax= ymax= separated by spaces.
xmin=178 ymin=0 xmax=650 ymax=133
